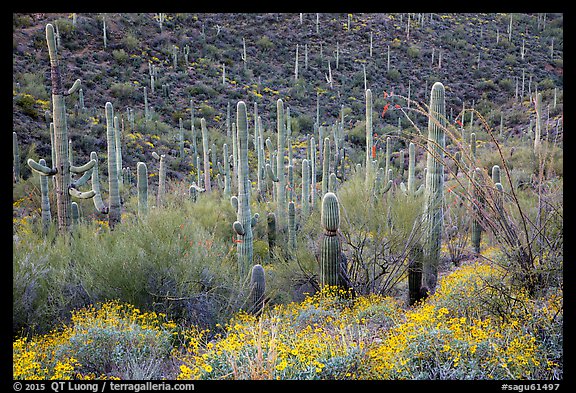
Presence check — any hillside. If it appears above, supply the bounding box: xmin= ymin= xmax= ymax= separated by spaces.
xmin=13 ymin=12 xmax=563 ymax=178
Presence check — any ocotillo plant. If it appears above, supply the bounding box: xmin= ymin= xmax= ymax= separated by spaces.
xmin=249 ymin=264 xmax=266 ymax=316
xmin=105 ymin=102 xmax=121 ymax=228
xmin=421 ymin=81 xmax=446 ymax=294
xmin=137 ymin=161 xmax=148 ymax=218
xmin=232 ymin=101 xmax=259 ymax=278
xmin=400 ymin=142 xmax=424 ymax=196
xmin=13 ymin=132 xmax=20 ymax=183
xmin=201 ymin=118 xmax=211 ymax=192
xmin=320 ymin=192 xmax=345 ymax=289
xmin=41 ymin=23 xmax=84 ymax=231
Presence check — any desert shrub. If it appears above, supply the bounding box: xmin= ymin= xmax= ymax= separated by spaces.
xmin=13 ymin=301 xmax=178 ymax=380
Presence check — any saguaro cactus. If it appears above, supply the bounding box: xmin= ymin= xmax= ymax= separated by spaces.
xmin=40 ymin=23 xmax=84 ymax=231
xmin=105 ymin=102 xmax=121 ymax=228
xmin=275 ymin=99 xmax=287 ymax=227
xmin=88 ymin=152 xmax=108 ymax=214
xmin=421 ymin=81 xmax=446 ymax=294
xmin=365 ymin=88 xmax=374 ymax=184
xmin=249 ymin=264 xmax=266 ymax=316
xmin=400 ymin=142 xmax=424 ymax=196
xmin=201 ymin=118 xmax=211 ymax=192
xmin=152 ymin=151 xmax=166 ymax=208
xmin=13 ymin=132 xmax=20 ymax=183
xmin=471 ymin=167 xmax=484 ymax=254
xmin=301 ymin=159 xmax=310 ymax=217
xmin=232 ymin=101 xmax=259 ymax=278
xmin=267 ymin=212 xmax=277 ymax=259
xmin=288 ymin=201 xmax=296 ymax=252
xmin=320 ymin=192 xmax=345 ymax=289
xmin=38 ymin=158 xmax=51 ymax=234
xmin=137 ymin=162 xmax=148 ymax=218
xmin=533 ymin=91 xmax=542 ymax=154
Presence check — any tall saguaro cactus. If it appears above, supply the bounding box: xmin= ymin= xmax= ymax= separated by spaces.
xmin=13 ymin=132 xmax=20 ymax=183
xmin=105 ymin=102 xmax=121 ymax=228
xmin=232 ymin=101 xmax=259 ymax=278
xmin=201 ymin=118 xmax=211 ymax=192
xmin=275 ymin=99 xmax=287 ymax=228
xmin=137 ymin=161 xmax=148 ymax=218
xmin=365 ymin=88 xmax=374 ymax=184
xmin=301 ymin=158 xmax=310 ymax=217
xmin=35 ymin=24 xmax=84 ymax=231
xmin=320 ymin=192 xmax=345 ymax=289
xmin=421 ymin=82 xmax=446 ymax=294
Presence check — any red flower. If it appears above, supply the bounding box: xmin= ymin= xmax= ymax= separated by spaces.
xmin=372 ymin=145 xmax=377 ymax=159
xmin=381 ymin=103 xmax=390 ymax=118
xmin=456 ymin=119 xmax=463 ymax=127
xmin=394 ymin=104 xmax=401 ymax=109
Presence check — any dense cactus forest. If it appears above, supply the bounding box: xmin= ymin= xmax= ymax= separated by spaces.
xmin=13 ymin=12 xmax=563 ymax=381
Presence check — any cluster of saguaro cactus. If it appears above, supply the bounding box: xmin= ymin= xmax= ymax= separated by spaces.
xmin=320 ymin=192 xmax=345 ymax=289
xmin=232 ymin=101 xmax=259 ymax=278
xmin=421 ymin=81 xmax=446 ymax=294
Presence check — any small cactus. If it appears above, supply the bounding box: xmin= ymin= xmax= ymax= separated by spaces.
xmin=249 ymin=264 xmax=266 ymax=316
xmin=320 ymin=192 xmax=345 ymax=289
